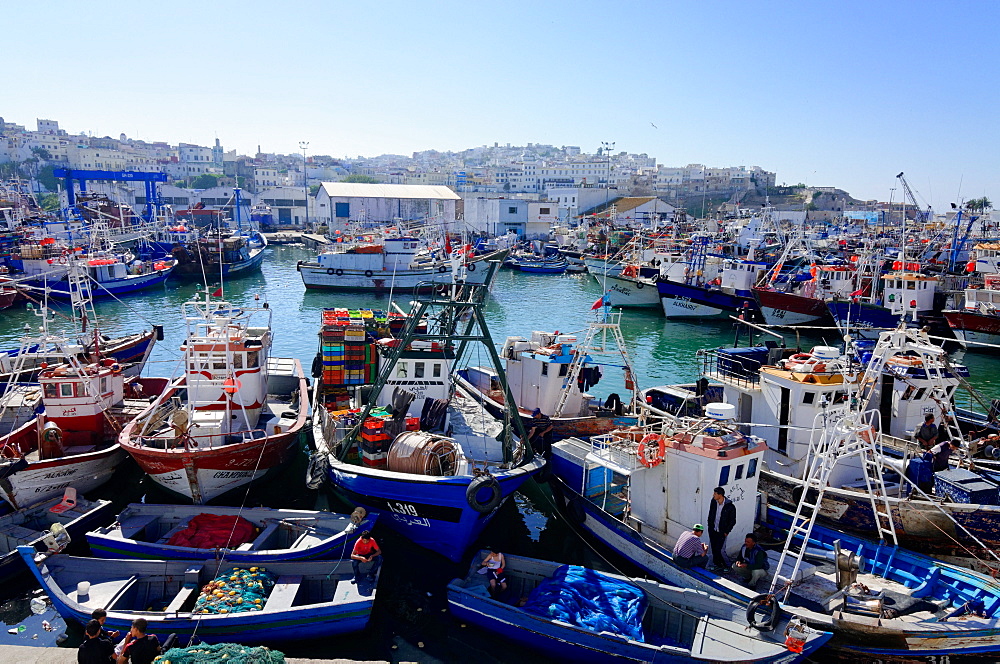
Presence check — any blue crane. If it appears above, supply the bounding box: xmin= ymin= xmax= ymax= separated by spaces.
xmin=53 ymin=169 xmax=167 ymax=220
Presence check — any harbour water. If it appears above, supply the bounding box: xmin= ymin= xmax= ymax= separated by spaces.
xmin=1 ymin=245 xmax=998 ymax=661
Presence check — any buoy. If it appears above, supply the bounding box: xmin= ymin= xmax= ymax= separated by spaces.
xmin=222 ymin=377 xmax=242 ymax=395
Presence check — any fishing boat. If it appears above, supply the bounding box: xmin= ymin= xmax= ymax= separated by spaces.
xmin=943 ymin=273 xmax=1000 ymax=351
xmin=0 ymin=356 xmax=169 ymax=509
xmin=0 ymin=327 xmax=158 ymax=383
xmin=309 ymin=277 xmax=544 ymax=562
xmin=827 ymin=269 xmax=940 ymax=333
xmin=447 ymin=551 xmax=830 ymax=663
xmin=657 ymin=257 xmax=767 ymax=320
xmin=170 ymin=230 xmax=267 ymax=280
xmin=0 ymin=492 xmax=113 ymax=585
xmin=119 ymin=291 xmax=308 ymax=504
xmin=546 ymin=407 xmax=1000 ymax=660
xmin=297 ymin=236 xmax=507 ymax=291
xmin=509 ymin=255 xmax=568 ymax=274
xmin=87 ymin=503 xmax=378 ymax=563
xmin=455 ymin=308 xmax=640 ymax=441
xmin=18 ymin=548 xmax=378 ymax=644
xmin=0 ymin=277 xmax=18 ymax=310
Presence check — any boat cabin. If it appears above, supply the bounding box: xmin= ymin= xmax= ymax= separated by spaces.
xmin=719 ymin=260 xmax=768 ymax=294
xmin=880 ymin=273 xmax=936 ymax=316
xmin=963 ymin=274 xmax=1000 ymax=314
xmin=375 ymin=339 xmax=454 ymax=408
xmin=552 ymin=406 xmax=766 ymax=557
xmin=38 ymin=361 xmax=125 ymax=447
xmin=973 ymin=243 xmax=1000 ymax=274
xmin=495 ymin=332 xmax=593 ymax=417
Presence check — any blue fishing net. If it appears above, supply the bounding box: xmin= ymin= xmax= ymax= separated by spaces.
xmin=521 ymin=565 xmax=646 ymax=642
xmin=194 ymin=566 xmax=276 ymax=614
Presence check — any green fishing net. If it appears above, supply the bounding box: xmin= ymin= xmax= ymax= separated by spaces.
xmin=155 ymin=642 xmax=286 ymax=663
xmin=194 ymin=566 xmax=276 ymax=614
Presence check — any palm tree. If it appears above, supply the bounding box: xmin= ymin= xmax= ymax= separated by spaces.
xmin=966 ymin=197 xmax=993 ymax=213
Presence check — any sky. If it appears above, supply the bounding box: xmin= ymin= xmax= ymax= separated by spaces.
xmin=4 ymin=0 xmax=998 ymax=208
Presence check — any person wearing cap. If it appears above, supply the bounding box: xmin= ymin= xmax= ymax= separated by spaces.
xmin=673 ymin=524 xmax=708 ymax=568
xmin=526 ymin=408 xmax=554 ymax=457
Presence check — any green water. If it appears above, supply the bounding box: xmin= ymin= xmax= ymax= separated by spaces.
xmin=1 ymin=245 xmax=998 ymax=661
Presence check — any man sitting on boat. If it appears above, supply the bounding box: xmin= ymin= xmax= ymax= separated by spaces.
xmin=480 ymin=546 xmax=508 ymax=599
xmin=351 ymin=530 xmax=382 ymax=583
xmin=731 ymin=533 xmax=769 ymax=590
xmin=116 ymin=618 xmax=160 ymax=664
xmin=672 ymin=524 xmax=708 ymax=568
xmin=79 ymin=620 xmax=115 ymax=664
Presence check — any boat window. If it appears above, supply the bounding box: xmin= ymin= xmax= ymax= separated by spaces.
xmin=433 ymin=363 xmax=442 ymax=378
xmin=747 ymin=458 xmax=758 ymax=477
xmin=414 ymin=362 xmax=425 ymax=378
xmin=915 ymin=388 xmax=926 ymax=400
xmin=559 ymin=364 xmax=569 ymax=377
xmin=735 ymin=464 xmax=744 ymax=480
xmin=901 ymin=386 xmax=915 ymax=400
xmin=802 ymin=392 xmax=815 ymax=405
xmin=60 ymin=382 xmax=74 ymax=397
xmin=44 ymin=383 xmax=58 ymax=399
xmin=247 ymin=351 xmax=259 ymax=367
xmin=907 ymin=281 xmax=916 ymax=290
xmin=833 ymin=391 xmax=848 ymax=404
xmin=101 ymin=377 xmax=108 ymax=393
xmin=719 ymin=465 xmax=730 ymax=486
xmin=396 ymin=363 xmax=408 ymax=378
xmin=541 ymin=363 xmax=548 ymax=376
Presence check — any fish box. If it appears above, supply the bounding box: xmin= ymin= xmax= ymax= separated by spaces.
xmin=934 ymin=468 xmax=1000 ymax=505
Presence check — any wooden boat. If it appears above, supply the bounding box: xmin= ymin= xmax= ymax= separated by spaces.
xmin=0 ymin=492 xmax=113 ymax=585
xmin=87 ymin=503 xmax=378 ymax=563
xmin=120 ymin=292 xmax=308 ymax=503
xmin=448 ymin=551 xmax=830 ymax=663
xmin=0 ymin=359 xmax=169 ymax=509
xmin=17 ymin=548 xmax=377 ymax=644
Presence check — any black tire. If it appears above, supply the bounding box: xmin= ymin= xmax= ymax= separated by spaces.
xmin=438 ymin=265 xmax=448 ymax=273
xmin=467 ymin=474 xmax=502 ymax=514
xmin=326 ymin=268 xmax=335 ymax=275
xmin=364 ymin=270 xmax=374 ymax=278
xmin=467 ymin=262 xmax=476 ymax=272
xmin=636 ymin=281 xmax=644 ymax=289
xmin=335 ymin=268 xmax=344 ymax=276
xmin=568 ymin=496 xmax=587 ymax=523
xmin=746 ymin=594 xmax=779 ymax=631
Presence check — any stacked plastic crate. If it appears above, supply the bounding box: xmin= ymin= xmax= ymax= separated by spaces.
xmin=360 ymin=416 xmax=391 ymax=467
xmin=320 ymin=309 xmax=380 ymax=388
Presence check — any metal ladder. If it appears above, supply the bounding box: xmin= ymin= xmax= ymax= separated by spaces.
xmin=552 ymin=309 xmax=637 ymax=418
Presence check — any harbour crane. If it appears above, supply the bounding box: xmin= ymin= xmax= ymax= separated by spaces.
xmin=895 ymin=172 xmax=931 ymax=224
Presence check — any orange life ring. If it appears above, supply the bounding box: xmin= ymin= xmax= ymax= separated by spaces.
xmin=57 ymin=256 xmax=68 ymax=265
xmin=637 ymin=433 xmax=666 ymax=468
xmin=790 ymin=353 xmax=811 ymax=362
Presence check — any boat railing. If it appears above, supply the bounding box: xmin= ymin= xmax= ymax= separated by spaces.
xmin=699 ymin=349 xmax=761 ymax=389
xmin=137 ymin=427 xmax=269 ymax=451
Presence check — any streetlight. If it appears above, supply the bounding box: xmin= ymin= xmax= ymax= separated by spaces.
xmin=600 ymin=141 xmax=615 ymax=207
xmin=299 ymin=141 xmax=309 ymax=230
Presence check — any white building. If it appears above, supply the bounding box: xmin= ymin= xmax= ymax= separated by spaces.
xmin=255 ymin=186 xmax=309 ymax=226
xmin=316 ymin=183 xmax=459 ymax=230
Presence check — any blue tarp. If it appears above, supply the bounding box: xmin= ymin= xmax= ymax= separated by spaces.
xmin=522 ymin=565 xmax=646 ymax=642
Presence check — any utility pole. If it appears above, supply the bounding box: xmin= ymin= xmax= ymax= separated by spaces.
xmin=299 ymin=141 xmax=310 ymax=230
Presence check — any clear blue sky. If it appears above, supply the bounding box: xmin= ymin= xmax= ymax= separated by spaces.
xmin=4 ymin=1 xmax=997 ymax=207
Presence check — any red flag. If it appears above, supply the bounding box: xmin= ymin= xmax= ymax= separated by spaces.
xmin=212 ymin=287 xmax=223 ymax=297
xmin=849 ymin=288 xmax=864 ymax=297
xmin=591 ymin=294 xmax=607 ymax=310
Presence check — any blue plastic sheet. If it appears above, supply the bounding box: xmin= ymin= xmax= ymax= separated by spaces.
xmin=522 ymin=565 xmax=646 ymax=642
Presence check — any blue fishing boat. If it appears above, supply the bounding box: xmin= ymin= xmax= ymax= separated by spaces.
xmin=0 ymin=493 xmax=112 ymax=586
xmin=18 ymin=548 xmax=378 ymax=644
xmin=448 ymin=551 xmax=830 ymax=663
xmin=546 ymin=411 xmax=1000 ymax=660
xmin=19 ymin=254 xmax=175 ymax=300
xmin=514 ymin=257 xmax=568 ymax=274
xmin=826 ymin=271 xmax=940 ymax=333
xmin=310 ymin=281 xmax=544 ymax=562
xmin=86 ymin=503 xmax=378 ymax=563
xmin=656 ymin=258 xmax=767 ymax=319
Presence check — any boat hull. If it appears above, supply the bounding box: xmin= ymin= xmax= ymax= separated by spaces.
xmin=753 ymin=288 xmax=833 ymax=327
xmin=297 ymin=252 xmax=501 ymax=291
xmin=0 ymin=437 xmax=125 ymax=509
xmin=325 ymin=460 xmax=542 ymax=562
xmin=86 ymin=504 xmax=378 ymax=563
xmin=656 ymin=279 xmax=757 ymax=319
xmin=602 ymin=274 xmax=661 ymax=308
xmin=18 ymin=552 xmax=376 ymax=644
xmin=24 ymin=268 xmax=172 ymax=300
xmin=943 ymin=310 xmax=1000 ymax=351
